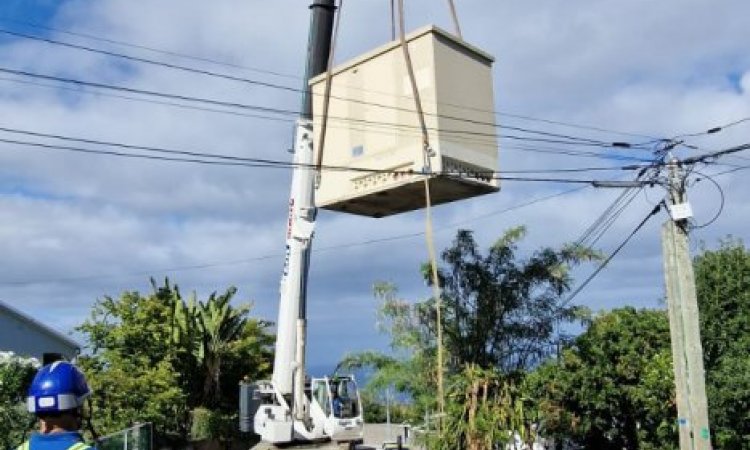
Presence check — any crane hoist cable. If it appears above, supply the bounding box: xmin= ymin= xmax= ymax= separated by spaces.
xmin=397 ymin=0 xmax=446 ymax=425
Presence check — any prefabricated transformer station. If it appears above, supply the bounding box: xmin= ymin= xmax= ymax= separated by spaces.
xmin=310 ymin=25 xmax=500 ymax=218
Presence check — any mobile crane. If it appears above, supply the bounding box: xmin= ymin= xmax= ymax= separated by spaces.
xmin=239 ymin=1 xmax=364 ymax=447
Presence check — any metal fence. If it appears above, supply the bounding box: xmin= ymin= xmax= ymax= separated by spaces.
xmin=96 ymin=423 xmax=153 ymax=450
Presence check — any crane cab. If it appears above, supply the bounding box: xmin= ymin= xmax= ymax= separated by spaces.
xmin=310 ymin=375 xmax=365 ymax=446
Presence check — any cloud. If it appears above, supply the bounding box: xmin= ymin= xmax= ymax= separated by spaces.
xmin=0 ymin=0 xmax=748 ymax=368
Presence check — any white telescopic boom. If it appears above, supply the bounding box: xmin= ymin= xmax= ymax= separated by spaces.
xmin=272 ymin=120 xmax=316 ymax=400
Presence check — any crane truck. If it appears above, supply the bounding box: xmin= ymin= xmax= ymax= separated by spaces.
xmin=239 ymin=1 xmax=364 ymax=447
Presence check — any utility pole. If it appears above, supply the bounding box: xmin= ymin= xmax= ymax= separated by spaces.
xmin=662 ymin=157 xmax=712 ymax=450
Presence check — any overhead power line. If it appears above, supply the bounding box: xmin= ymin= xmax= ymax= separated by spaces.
xmin=0 ymin=20 xmax=658 ymax=141
xmin=0 ymin=124 xmax=641 ymax=175
xmin=0 ymin=28 xmax=654 ymax=148
xmin=0 ymin=65 xmax=649 ymax=150
xmin=691 ymin=170 xmax=725 ymax=229
xmin=0 ymin=74 xmax=655 ymax=163
xmin=0 ymin=16 xmax=299 ymax=80
xmin=0 ymin=73 xmax=648 ymax=163
xmin=682 ymin=142 xmax=750 ymax=165
xmin=672 ymin=116 xmax=750 ymax=139
xmin=561 ymin=203 xmax=662 ymax=308
xmin=0 ymin=186 xmax=587 ymax=287
xmin=708 ymin=164 xmax=750 ymax=178
xmin=0 ymin=130 xmax=650 ymax=182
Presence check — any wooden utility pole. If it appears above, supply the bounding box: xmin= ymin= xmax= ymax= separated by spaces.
xmin=662 ymin=158 xmax=712 ymax=450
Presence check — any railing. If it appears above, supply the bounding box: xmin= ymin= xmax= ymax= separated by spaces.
xmin=96 ymin=423 xmax=153 ymax=450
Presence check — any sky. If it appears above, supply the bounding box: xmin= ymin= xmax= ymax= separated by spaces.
xmin=0 ymin=0 xmax=748 ymax=372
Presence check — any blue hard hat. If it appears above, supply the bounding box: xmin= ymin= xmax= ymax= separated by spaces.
xmin=27 ymin=361 xmax=91 ymax=414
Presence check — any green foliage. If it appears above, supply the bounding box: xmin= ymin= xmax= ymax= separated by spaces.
xmin=425 ymin=228 xmax=599 ymax=372
xmin=341 ymin=228 xmax=595 ymax=448
xmin=694 ymin=237 xmax=750 ymax=448
xmin=529 ymin=308 xmax=677 ymax=450
xmin=190 ymin=407 xmax=237 ymax=442
xmin=77 ymin=279 xmax=273 ymax=444
xmin=358 ymin=390 xmax=410 ymax=424
xmin=426 ymin=366 xmax=532 ymax=450
xmin=172 ymin=287 xmax=266 ymax=407
xmin=78 ymin=357 xmax=188 ymax=441
xmin=0 ymin=352 xmax=38 ymax=449
xmin=77 ymin=283 xmax=191 ymax=441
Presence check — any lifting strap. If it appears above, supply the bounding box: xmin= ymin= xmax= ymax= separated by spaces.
xmin=446 ymin=0 xmax=463 ymax=39
xmin=396 ymin=0 xmax=445 ymax=426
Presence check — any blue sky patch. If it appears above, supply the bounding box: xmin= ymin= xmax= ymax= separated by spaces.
xmin=0 ymin=0 xmax=61 ymax=29
xmin=726 ymin=72 xmax=744 ymax=94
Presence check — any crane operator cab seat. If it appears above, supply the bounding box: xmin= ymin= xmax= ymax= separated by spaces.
xmin=330 ymin=378 xmax=359 ymax=418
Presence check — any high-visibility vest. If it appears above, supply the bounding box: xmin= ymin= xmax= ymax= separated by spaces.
xmin=17 ymin=441 xmax=92 ymax=450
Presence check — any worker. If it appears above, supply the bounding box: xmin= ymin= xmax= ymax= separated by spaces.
xmin=331 ymin=387 xmax=343 ymax=418
xmin=18 ymin=361 xmax=95 ymax=450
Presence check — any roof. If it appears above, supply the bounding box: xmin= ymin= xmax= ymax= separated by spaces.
xmin=0 ymin=300 xmax=81 ymax=351
xmin=309 ymin=25 xmax=495 ymax=85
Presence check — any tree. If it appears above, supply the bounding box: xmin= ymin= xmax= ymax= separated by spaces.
xmin=172 ymin=287 xmax=260 ymax=407
xmin=0 ymin=352 xmax=38 ymax=449
xmin=77 ymin=279 xmax=274 ymax=443
xmin=428 ymin=227 xmax=597 ymax=372
xmin=430 ymin=365 xmax=536 ymax=450
xmin=694 ymin=237 xmax=750 ymax=448
xmin=528 ymin=308 xmax=677 ymax=450
xmin=77 ymin=283 xmax=192 ymax=441
xmin=340 ymin=227 xmax=597 ymax=447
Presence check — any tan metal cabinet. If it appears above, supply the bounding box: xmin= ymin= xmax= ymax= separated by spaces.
xmin=311 ymin=25 xmax=499 ymax=218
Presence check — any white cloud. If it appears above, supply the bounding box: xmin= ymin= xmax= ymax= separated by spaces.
xmin=0 ymin=0 xmax=748 ymax=367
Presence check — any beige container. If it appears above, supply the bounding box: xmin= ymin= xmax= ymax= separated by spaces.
xmin=311 ymin=25 xmax=499 ymax=218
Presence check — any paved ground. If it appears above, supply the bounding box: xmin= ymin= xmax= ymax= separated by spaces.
xmin=362 ymin=423 xmax=410 ymax=448
xmin=249 ymin=423 xmax=413 ymax=450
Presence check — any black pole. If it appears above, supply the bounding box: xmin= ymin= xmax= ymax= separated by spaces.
xmin=298 ymin=0 xmax=335 ymax=321
xmin=300 ymin=0 xmax=336 ymax=120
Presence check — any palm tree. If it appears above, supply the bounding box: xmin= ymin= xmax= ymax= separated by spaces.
xmin=194 ymin=287 xmax=249 ymax=406
xmin=171 ymin=285 xmax=250 ymax=407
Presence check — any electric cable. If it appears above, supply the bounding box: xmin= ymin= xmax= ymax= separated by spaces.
xmin=576 ymin=187 xmax=635 ymax=247
xmin=0 ymin=18 xmax=660 ymax=141
xmin=672 ymin=116 xmax=750 ymax=139
xmin=560 ymin=203 xmax=662 ymax=308
xmin=0 ymin=134 xmax=642 ymax=183
xmin=690 ymin=170 xmax=725 ymax=229
xmin=0 ymin=28 xmax=649 ymax=148
xmin=574 ymin=166 xmax=658 ymax=248
xmin=1 ymin=74 xmax=654 ymax=166
xmin=0 ymin=124 xmax=652 ymax=175
xmin=0 ymin=16 xmax=299 ymax=80
xmin=588 ymin=187 xmax=643 ymax=247
xmin=440 ymin=186 xmax=588 ymax=227
xmin=0 ymin=66 xmax=642 ymax=150
xmin=707 ymin=164 xmax=750 ymax=178
xmin=0 ymin=185 xmax=586 ymax=287
xmin=501 ymin=144 xmax=653 ymax=162
xmin=682 ymin=142 xmax=750 ymax=165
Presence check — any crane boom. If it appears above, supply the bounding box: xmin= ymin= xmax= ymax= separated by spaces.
xmin=242 ymin=2 xmax=363 ymax=445
xmin=272 ymin=119 xmax=316 ymax=402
